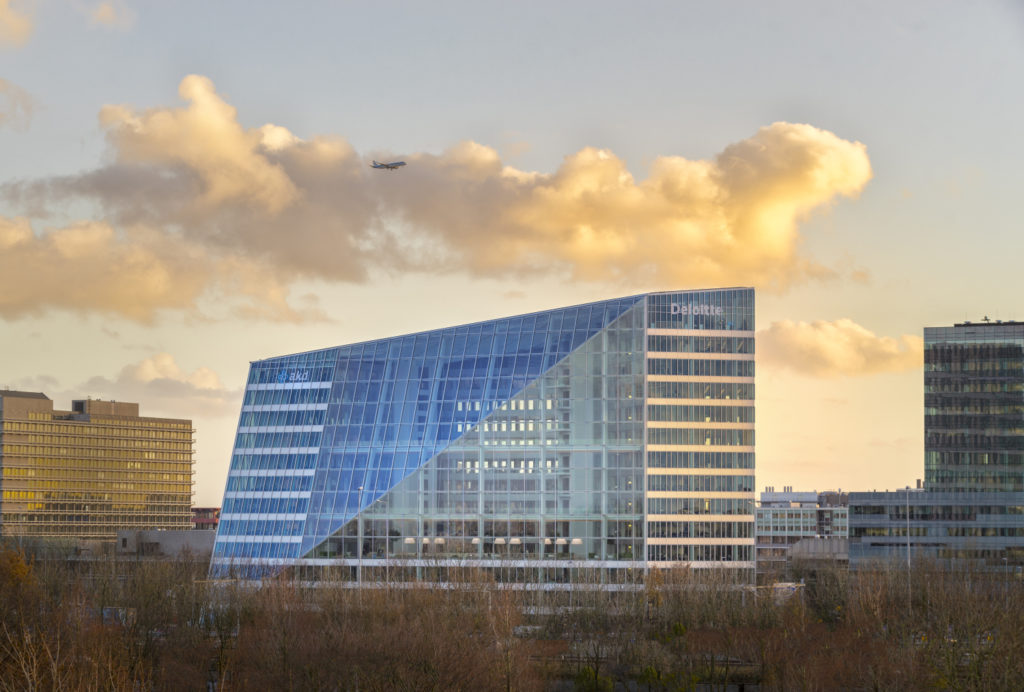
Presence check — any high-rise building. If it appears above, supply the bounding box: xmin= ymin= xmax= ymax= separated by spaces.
xmin=0 ymin=391 xmax=194 ymax=541
xmin=849 ymin=320 xmax=1024 ymax=570
xmin=211 ymin=289 xmax=755 ymax=583
xmin=924 ymin=321 xmax=1024 ymax=492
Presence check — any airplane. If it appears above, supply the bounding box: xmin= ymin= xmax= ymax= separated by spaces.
xmin=371 ymin=160 xmax=406 ymax=170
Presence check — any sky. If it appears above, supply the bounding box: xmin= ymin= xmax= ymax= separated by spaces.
xmin=1 ymin=1 xmax=1023 ymax=505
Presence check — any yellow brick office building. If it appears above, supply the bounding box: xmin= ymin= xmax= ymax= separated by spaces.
xmin=0 ymin=391 xmax=194 ymax=541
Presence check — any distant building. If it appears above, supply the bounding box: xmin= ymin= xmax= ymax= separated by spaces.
xmin=191 ymin=506 xmax=220 ymax=530
xmin=755 ymin=487 xmax=848 ymax=581
xmin=0 ymin=391 xmax=194 ymax=542
xmin=117 ymin=529 xmax=215 ymax=560
xmin=925 ymin=320 xmax=1024 ymax=492
xmin=849 ymin=319 xmax=1024 ymax=571
xmin=849 ymin=489 xmax=1024 ymax=567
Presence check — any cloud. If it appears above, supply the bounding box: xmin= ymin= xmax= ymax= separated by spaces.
xmin=5 ymin=374 xmax=60 ymax=392
xmin=1 ymin=74 xmax=873 ymax=322
xmin=123 ymin=352 xmax=222 ymax=390
xmin=0 ymin=78 xmax=32 ymax=129
xmin=98 ymin=75 xmax=300 ymax=213
xmin=89 ymin=0 xmax=135 ymax=29
xmin=79 ymin=353 xmax=241 ymax=419
xmin=0 ymin=215 xmax=322 ymax=322
xmin=6 ymin=354 xmax=241 ymax=420
xmin=0 ymin=0 xmax=31 ymax=46
xmin=383 ymin=125 xmax=871 ymax=288
xmin=758 ymin=319 xmax=923 ymax=377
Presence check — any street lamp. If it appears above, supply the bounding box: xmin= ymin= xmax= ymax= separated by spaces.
xmin=906 ymin=486 xmax=911 ymax=615
xmin=357 ymin=485 xmax=364 ymax=586
xmin=1004 ymin=557 xmax=1009 ymax=611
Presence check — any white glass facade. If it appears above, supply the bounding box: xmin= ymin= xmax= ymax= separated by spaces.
xmin=644 ymin=291 xmax=755 ymax=570
xmin=211 ymin=289 xmax=755 ymax=583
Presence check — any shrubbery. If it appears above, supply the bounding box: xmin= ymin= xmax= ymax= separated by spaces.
xmin=0 ymin=546 xmax=1020 ymax=691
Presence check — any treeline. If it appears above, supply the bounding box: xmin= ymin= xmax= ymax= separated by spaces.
xmin=1 ymin=547 xmax=1023 ymax=690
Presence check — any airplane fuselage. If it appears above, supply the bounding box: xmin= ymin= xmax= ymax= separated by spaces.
xmin=371 ymin=160 xmax=406 ymax=170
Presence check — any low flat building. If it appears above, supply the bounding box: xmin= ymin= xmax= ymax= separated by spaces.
xmin=117 ymin=529 xmax=215 ymax=560
xmin=0 ymin=391 xmax=194 ymax=542
xmin=191 ymin=506 xmax=220 ymax=530
xmin=756 ymin=487 xmax=848 ymax=581
xmin=849 ymin=490 xmax=1024 ymax=569
xmin=789 ymin=536 xmax=849 ymax=570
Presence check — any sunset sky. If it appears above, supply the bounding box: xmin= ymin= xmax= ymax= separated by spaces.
xmin=2 ymin=2 xmax=1022 ymax=505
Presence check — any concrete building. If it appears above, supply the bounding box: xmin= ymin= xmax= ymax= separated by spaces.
xmin=211 ymin=289 xmax=756 ymax=583
xmin=117 ymin=529 xmax=215 ymax=560
xmin=755 ymin=487 xmax=848 ymax=581
xmin=0 ymin=391 xmax=194 ymax=542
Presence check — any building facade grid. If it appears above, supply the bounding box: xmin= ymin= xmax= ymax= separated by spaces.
xmin=0 ymin=393 xmax=194 ymax=541
xmin=212 ymin=289 xmax=755 ymax=583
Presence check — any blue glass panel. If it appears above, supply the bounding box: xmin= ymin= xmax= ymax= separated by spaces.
xmin=296 ymin=294 xmax=645 ymax=557
xmin=214 ymin=295 xmax=648 ymax=565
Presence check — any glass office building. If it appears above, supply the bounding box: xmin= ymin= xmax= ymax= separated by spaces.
xmin=211 ymin=289 xmax=755 ymax=583
xmin=848 ymin=320 xmax=1024 ymax=571
xmin=925 ymin=321 xmax=1024 ymax=492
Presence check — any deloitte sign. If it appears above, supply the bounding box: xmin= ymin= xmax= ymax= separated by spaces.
xmin=670 ymin=303 xmax=723 ymax=316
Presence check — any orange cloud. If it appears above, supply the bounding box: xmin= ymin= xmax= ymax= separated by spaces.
xmin=758 ymin=319 xmax=923 ymax=377
xmin=9 ymin=354 xmax=241 ymax=420
xmin=0 ymin=0 xmax=31 ymax=46
xmin=1 ymin=75 xmax=874 ymax=322
xmin=100 ymin=75 xmax=300 ymax=213
xmin=89 ymin=1 xmax=135 ymax=29
xmin=125 ymin=353 xmax=223 ymax=390
xmin=382 ymin=124 xmax=871 ymax=288
xmin=0 ymin=216 xmax=323 ymax=322
xmin=81 ymin=353 xmax=240 ymax=419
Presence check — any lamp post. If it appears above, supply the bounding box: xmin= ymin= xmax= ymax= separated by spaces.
xmin=357 ymin=485 xmax=364 ymax=586
xmin=906 ymin=486 xmax=911 ymax=615
xmin=1004 ymin=557 xmax=1009 ymax=611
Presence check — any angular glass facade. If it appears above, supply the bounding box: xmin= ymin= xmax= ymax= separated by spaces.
xmin=925 ymin=322 xmax=1024 ymax=492
xmin=212 ymin=289 xmax=755 ymax=583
